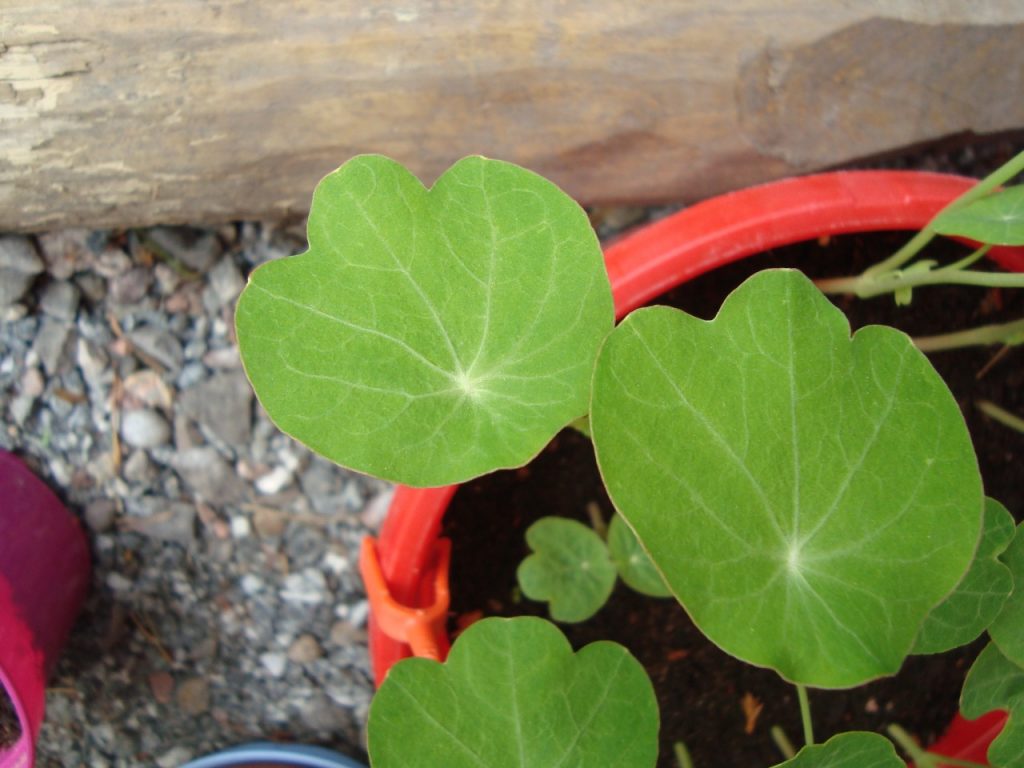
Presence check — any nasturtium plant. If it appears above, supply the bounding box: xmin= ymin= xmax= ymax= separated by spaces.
xmin=517 ymin=517 xmax=617 ymax=622
xmin=932 ymin=185 xmax=1024 ymax=246
xmin=517 ymin=512 xmax=671 ymax=622
xmin=236 ymin=154 xmax=613 ymax=486
xmin=237 ymin=152 xmax=1024 ymax=768
xmin=912 ymin=497 xmax=1015 ymax=655
xmin=772 ymin=732 xmax=905 ymax=768
xmin=367 ymin=616 xmax=658 ymax=768
xmin=961 ymin=642 xmax=1024 ymax=768
xmin=987 ymin=521 xmax=1024 ymax=667
xmin=607 ymin=513 xmax=671 ymax=597
xmin=590 ymin=269 xmax=984 ymax=687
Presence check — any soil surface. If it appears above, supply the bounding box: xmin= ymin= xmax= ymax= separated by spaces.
xmin=443 ymin=231 xmax=1024 ymax=768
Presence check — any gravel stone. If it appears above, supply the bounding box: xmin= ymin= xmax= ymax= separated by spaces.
xmin=36 ymin=229 xmax=96 ymax=279
xmin=121 ymin=409 xmax=172 ymax=449
xmin=176 ymin=677 xmax=210 ymax=716
xmin=288 ymin=634 xmax=324 ymax=664
xmin=108 ymin=266 xmax=154 ymax=305
xmin=147 ymin=227 xmax=221 ymax=272
xmin=39 ymin=279 xmax=81 ymax=320
xmin=260 ymin=652 xmax=288 ymax=678
xmin=171 ymin=446 xmax=248 ymax=506
xmin=252 ymin=507 xmax=287 ymax=538
xmin=4 ymin=223 xmax=379 ymax=767
xmin=0 ymin=234 xmax=43 ymax=308
xmin=178 ymin=371 xmax=253 ymax=448
xmin=120 ymin=499 xmax=196 ymax=545
xmin=84 ymin=498 xmax=118 ymax=533
xmin=32 ymin=317 xmax=72 ymax=375
xmin=129 ymin=325 xmax=184 ymax=372
xmin=204 ymin=255 xmax=245 ymax=311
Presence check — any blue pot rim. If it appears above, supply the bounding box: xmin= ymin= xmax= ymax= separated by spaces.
xmin=179 ymin=742 xmax=366 ymax=768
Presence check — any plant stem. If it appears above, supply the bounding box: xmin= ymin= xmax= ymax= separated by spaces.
xmin=771 ymin=726 xmax=797 ymax=760
xmin=819 ymin=261 xmax=1024 ymax=299
xmin=914 ymin=317 xmax=1024 ymax=352
xmin=820 ymin=148 xmax=1024 ymax=296
xmin=887 ymin=724 xmax=989 ymax=768
xmin=586 ymin=502 xmax=608 ymax=540
xmin=978 ymin=400 xmax=1024 ymax=434
xmin=673 ymin=741 xmax=694 ymax=768
xmin=796 ymin=684 xmax=814 ymax=747
xmin=864 ymin=149 xmax=1024 ymax=279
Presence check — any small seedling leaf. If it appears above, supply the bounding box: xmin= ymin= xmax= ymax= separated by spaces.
xmin=367 ymin=616 xmax=658 ymax=768
xmin=591 ymin=269 xmax=983 ymax=687
xmin=913 ymin=497 xmax=1015 ymax=654
xmin=988 ymin=521 xmax=1024 ymax=666
xmin=517 ymin=517 xmax=617 ymax=622
xmin=770 ymin=731 xmax=905 ymax=768
xmin=961 ymin=642 xmax=1024 ymax=767
xmin=236 ymin=155 xmax=613 ymax=486
xmin=608 ymin=513 xmax=671 ymax=597
xmin=933 ymin=186 xmax=1024 ymax=245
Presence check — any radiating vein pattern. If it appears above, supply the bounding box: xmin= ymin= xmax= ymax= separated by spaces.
xmin=591 ymin=269 xmax=983 ymax=687
xmin=237 ymin=155 xmax=613 ymax=486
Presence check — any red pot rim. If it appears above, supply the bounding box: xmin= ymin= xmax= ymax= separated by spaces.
xmin=362 ymin=169 xmax=1024 ymax=763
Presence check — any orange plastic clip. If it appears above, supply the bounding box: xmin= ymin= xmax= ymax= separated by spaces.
xmin=359 ymin=535 xmax=451 ymax=662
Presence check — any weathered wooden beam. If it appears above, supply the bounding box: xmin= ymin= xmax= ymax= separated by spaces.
xmin=1 ymin=3 xmax=1023 ymax=232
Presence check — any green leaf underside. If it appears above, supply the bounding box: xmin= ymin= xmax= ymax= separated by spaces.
xmin=367 ymin=616 xmax=658 ymax=768
xmin=591 ymin=270 xmax=983 ymax=687
xmin=933 ymin=186 xmax=1024 ymax=246
xmin=236 ymin=155 xmax=613 ymax=486
xmin=913 ymin=497 xmax=1015 ymax=654
xmin=771 ymin=732 xmax=905 ymax=768
xmin=961 ymin=642 xmax=1023 ymax=767
xmin=989 ymin=522 xmax=1024 ymax=666
xmin=518 ymin=517 xmax=617 ymax=623
xmin=608 ymin=513 xmax=672 ymax=597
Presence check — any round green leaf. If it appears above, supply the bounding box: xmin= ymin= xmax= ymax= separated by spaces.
xmin=608 ymin=513 xmax=671 ymax=597
xmin=591 ymin=269 xmax=983 ymax=687
xmin=771 ymin=732 xmax=905 ymax=768
xmin=236 ymin=155 xmax=613 ymax=486
xmin=913 ymin=497 xmax=1014 ymax=655
xmin=989 ymin=521 xmax=1024 ymax=666
xmin=933 ymin=186 xmax=1024 ymax=245
xmin=517 ymin=517 xmax=617 ymax=622
xmin=961 ymin=642 xmax=1024 ymax=768
xmin=368 ymin=616 xmax=658 ymax=768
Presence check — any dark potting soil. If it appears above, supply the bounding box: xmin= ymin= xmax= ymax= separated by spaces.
xmin=442 ymin=231 xmax=1024 ymax=768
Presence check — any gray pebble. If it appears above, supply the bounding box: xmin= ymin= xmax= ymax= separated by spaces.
xmin=178 ymin=370 xmax=253 ymax=448
xmin=108 ymin=265 xmax=153 ymax=305
xmin=32 ymin=317 xmax=72 ymax=376
xmin=121 ymin=409 xmax=172 ymax=448
xmin=0 ymin=235 xmax=43 ymax=308
xmin=259 ymin=652 xmax=288 ymax=678
xmin=130 ymin=325 xmax=184 ymax=372
xmin=171 ymin=446 xmax=248 ymax=506
xmin=36 ymin=229 xmax=95 ymax=279
xmin=120 ymin=499 xmax=196 ymax=545
xmin=204 ymin=256 xmax=245 ymax=312
xmin=39 ymin=280 xmax=81 ymax=321
xmin=147 ymin=227 xmax=221 ymax=272
xmin=84 ymin=498 xmax=118 ymax=533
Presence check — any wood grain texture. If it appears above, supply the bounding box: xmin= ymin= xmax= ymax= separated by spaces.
xmin=1 ymin=2 xmax=1023 ymax=232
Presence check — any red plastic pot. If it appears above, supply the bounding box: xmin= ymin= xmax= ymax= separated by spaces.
xmin=0 ymin=452 xmax=91 ymax=768
xmin=360 ymin=170 xmax=1024 ymax=763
